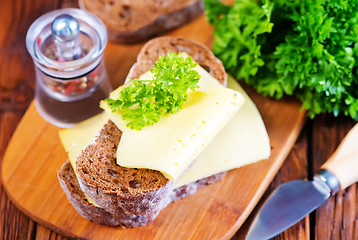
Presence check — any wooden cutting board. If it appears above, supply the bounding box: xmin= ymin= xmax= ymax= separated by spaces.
xmin=1 ymin=15 xmax=305 ymax=239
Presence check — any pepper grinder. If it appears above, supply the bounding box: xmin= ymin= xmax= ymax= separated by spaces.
xmin=26 ymin=8 xmax=112 ymax=128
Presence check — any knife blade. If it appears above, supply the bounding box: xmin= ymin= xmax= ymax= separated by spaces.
xmin=246 ymin=123 xmax=358 ymax=240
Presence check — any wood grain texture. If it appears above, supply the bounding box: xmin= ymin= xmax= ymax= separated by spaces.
xmin=0 ymin=0 xmax=60 ymax=240
xmin=312 ymin=115 xmax=358 ymax=240
xmin=0 ymin=112 xmax=36 ymax=240
xmin=35 ymin=224 xmax=72 ymax=240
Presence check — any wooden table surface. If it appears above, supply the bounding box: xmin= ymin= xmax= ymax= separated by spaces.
xmin=0 ymin=0 xmax=357 ymax=239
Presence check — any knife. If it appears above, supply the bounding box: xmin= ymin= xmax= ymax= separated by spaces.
xmin=246 ymin=123 xmax=358 ymax=240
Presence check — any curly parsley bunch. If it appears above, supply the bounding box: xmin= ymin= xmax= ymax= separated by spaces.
xmin=205 ymin=0 xmax=358 ymax=120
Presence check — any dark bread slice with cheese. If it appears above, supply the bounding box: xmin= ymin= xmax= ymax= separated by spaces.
xmin=59 ymin=160 xmax=225 ymax=227
xmin=58 ymin=160 xmax=159 ymax=227
xmin=79 ymin=0 xmax=204 ymax=44
xmin=76 ymin=120 xmax=173 ymax=216
xmin=75 ymin=36 xmax=227 ymax=216
xmin=60 ymin=36 xmax=227 ymax=225
xmin=76 ymin=119 xmax=227 ymax=216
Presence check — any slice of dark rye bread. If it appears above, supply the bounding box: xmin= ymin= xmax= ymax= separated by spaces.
xmin=76 ymin=120 xmax=172 ymax=216
xmin=59 ymin=36 xmax=227 ymax=226
xmin=58 ymin=160 xmax=158 ymax=227
xmin=127 ymin=36 xmax=227 ymax=85
xmin=78 ymin=0 xmax=204 ymax=44
xmin=58 ymin=160 xmax=225 ymax=227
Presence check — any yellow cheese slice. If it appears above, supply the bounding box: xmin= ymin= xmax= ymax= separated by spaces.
xmin=174 ymin=76 xmax=270 ymax=188
xmin=59 ymin=112 xmax=108 ymax=207
xmin=59 ymin=112 xmax=108 ymax=170
xmin=100 ymin=60 xmax=244 ymax=181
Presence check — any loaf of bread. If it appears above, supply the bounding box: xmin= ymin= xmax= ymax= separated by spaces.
xmin=58 ymin=36 xmax=228 ymax=227
xmin=79 ymin=0 xmax=204 ymax=43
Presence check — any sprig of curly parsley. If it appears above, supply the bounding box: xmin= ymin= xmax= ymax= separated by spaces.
xmin=105 ymin=53 xmax=201 ymax=130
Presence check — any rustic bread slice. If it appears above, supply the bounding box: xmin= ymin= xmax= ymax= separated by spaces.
xmin=58 ymin=160 xmax=160 ymax=227
xmin=127 ymin=36 xmax=227 ymax=85
xmin=73 ymin=36 xmax=227 ymax=219
xmin=170 ymin=172 xmax=226 ymax=202
xmin=59 ymin=160 xmax=225 ymax=227
xmin=79 ymin=0 xmax=204 ymax=44
xmin=76 ymin=120 xmax=172 ymax=216
xmin=75 ymin=119 xmax=227 ymax=215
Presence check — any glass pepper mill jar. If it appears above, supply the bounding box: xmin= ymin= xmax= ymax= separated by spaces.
xmin=26 ymin=8 xmax=112 ymax=128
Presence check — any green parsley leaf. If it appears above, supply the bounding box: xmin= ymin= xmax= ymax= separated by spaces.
xmin=105 ymin=53 xmax=201 ymax=130
xmin=204 ymin=0 xmax=358 ymax=121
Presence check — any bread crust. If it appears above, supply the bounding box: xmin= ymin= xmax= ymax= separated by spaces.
xmin=79 ymin=0 xmax=204 ymax=43
xmin=58 ymin=160 xmax=159 ymax=227
xmin=127 ymin=36 xmax=227 ymax=85
xmin=59 ymin=160 xmax=225 ymax=227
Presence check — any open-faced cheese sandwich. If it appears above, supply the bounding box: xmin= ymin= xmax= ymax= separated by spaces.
xmin=58 ymin=36 xmax=270 ymax=228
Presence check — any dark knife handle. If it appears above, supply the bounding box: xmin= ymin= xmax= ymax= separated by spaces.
xmin=314 ymin=169 xmax=341 ymax=196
